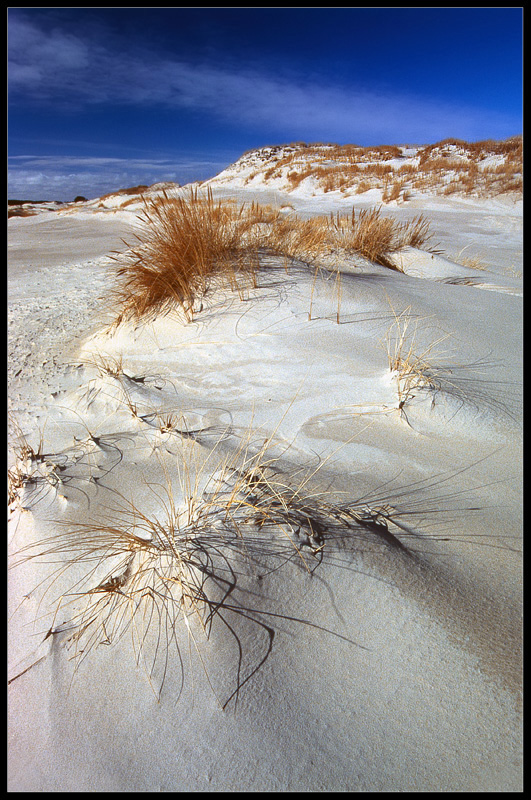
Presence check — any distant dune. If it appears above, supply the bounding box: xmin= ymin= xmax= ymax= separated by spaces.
xmin=8 ymin=136 xmax=522 ymax=219
xmin=202 ymin=136 xmax=522 ymax=200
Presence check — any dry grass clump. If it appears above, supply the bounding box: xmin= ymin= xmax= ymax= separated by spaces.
xmin=8 ymin=207 xmax=39 ymax=219
xmin=337 ymin=207 xmax=434 ymax=269
xmin=451 ymin=246 xmax=489 ymax=271
xmin=383 ymin=306 xmax=521 ymax=426
xmin=8 ymin=411 xmax=133 ymax=513
xmin=11 ymin=422 xmax=410 ymax=705
xmin=386 ymin=306 xmax=449 ymax=417
xmin=10 ymin=407 xmax=512 ymax=705
xmin=112 ymin=188 xmax=267 ymax=322
xmin=98 ymin=184 xmax=150 ymax=201
xmin=8 ymin=424 xmax=65 ymax=511
xmin=355 ymin=179 xmax=372 ymax=195
xmin=287 ymin=168 xmax=314 ymax=190
xmin=112 ymin=188 xmax=438 ymax=322
xmin=382 ymin=179 xmax=407 ymax=203
xmin=267 ymin=214 xmax=332 ymax=263
xmin=113 ymin=187 xmax=335 ymax=323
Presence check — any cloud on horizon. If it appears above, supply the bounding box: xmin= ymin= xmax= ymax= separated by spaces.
xmin=8 ymin=154 xmax=227 ymax=200
xmin=9 ymin=13 xmax=521 ymax=146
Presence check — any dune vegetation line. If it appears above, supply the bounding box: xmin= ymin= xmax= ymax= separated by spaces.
xmin=243 ymin=136 xmax=523 ymax=199
xmin=111 ymin=188 xmax=436 ymax=324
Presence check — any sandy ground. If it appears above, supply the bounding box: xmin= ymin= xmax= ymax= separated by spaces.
xmin=8 ymin=188 xmax=522 ymax=791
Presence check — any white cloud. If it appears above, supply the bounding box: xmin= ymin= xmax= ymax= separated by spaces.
xmin=8 ymin=15 xmax=92 ymax=99
xmin=8 ymin=154 xmax=228 ymax=200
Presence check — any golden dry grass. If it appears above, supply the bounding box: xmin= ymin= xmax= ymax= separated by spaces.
xmin=112 ymin=188 xmax=266 ymax=322
xmin=452 ymin=246 xmax=489 ymax=271
xmin=237 ymin=136 xmax=522 ymax=199
xmin=338 ymin=207 xmax=434 ymax=269
xmin=111 ymin=190 xmax=436 ymax=322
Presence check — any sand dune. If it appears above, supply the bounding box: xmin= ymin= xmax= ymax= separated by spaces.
xmin=8 ymin=180 xmax=522 ymax=791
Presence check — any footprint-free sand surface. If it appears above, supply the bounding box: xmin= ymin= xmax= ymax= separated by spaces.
xmin=8 ymin=188 xmax=522 ymax=791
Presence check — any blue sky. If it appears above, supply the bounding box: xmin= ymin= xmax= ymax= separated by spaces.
xmin=8 ymin=7 xmax=523 ymax=201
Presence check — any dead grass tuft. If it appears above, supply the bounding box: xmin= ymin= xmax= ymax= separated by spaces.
xmin=10 ymin=415 xmax=417 ymax=706
xmin=111 ymin=188 xmax=267 ymax=323
xmin=111 ymin=190 xmax=438 ymax=323
xmin=8 ymin=207 xmax=39 ymax=218
xmin=340 ymin=207 xmax=435 ymax=269
xmin=8 ymin=422 xmax=63 ymax=511
xmin=386 ymin=306 xmax=450 ymax=418
xmin=452 ymin=246 xmax=489 ymax=271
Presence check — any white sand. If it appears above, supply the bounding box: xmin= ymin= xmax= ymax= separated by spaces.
xmin=8 ymin=185 xmax=522 ymax=791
